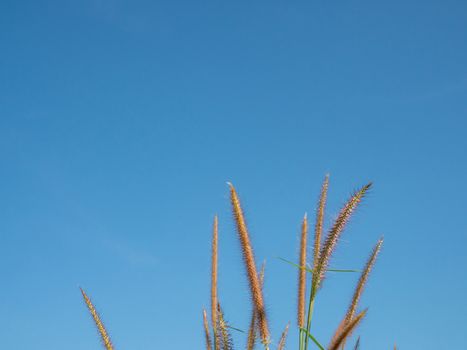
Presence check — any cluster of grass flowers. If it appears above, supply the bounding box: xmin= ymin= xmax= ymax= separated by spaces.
xmin=80 ymin=176 xmax=389 ymax=349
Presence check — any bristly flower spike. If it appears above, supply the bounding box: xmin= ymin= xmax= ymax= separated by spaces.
xmin=203 ymin=309 xmax=213 ymax=350
xmin=314 ymin=182 xmax=372 ymax=289
xmin=228 ymin=183 xmax=270 ymax=346
xmin=211 ymin=215 xmax=220 ymax=350
xmin=312 ymin=174 xmax=329 ymax=288
xmin=328 ymin=309 xmax=367 ymax=350
xmin=80 ymin=288 xmax=114 ymax=350
xmin=277 ymin=323 xmax=290 ymax=350
xmin=217 ymin=303 xmax=234 ymax=350
xmin=345 ymin=237 xmax=383 ymax=323
xmin=297 ymin=213 xmax=308 ymax=328
xmin=247 ymin=262 xmax=266 ymax=350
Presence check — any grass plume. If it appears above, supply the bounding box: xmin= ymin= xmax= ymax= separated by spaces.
xmin=331 ymin=237 xmax=383 ymax=349
xmin=328 ymin=309 xmax=367 ymax=350
xmin=80 ymin=288 xmax=114 ymax=350
xmin=314 ymin=183 xmax=372 ymax=289
xmin=312 ymin=174 xmax=329 ymax=280
xmin=246 ymin=263 xmax=266 ymax=350
xmin=277 ymin=323 xmax=290 ymax=350
xmin=246 ymin=306 xmax=257 ymax=350
xmin=211 ymin=215 xmax=220 ymax=350
xmin=297 ymin=213 xmax=308 ymax=328
xmin=217 ymin=303 xmax=234 ymax=350
xmin=204 ymin=309 xmax=213 ymax=350
xmin=229 ymin=183 xmax=270 ymax=346
xmin=345 ymin=237 xmax=383 ymax=323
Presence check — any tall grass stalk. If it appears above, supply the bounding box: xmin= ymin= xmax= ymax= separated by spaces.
xmin=304 ymin=182 xmax=371 ymax=350
xmin=229 ymin=183 xmax=270 ymax=349
xmin=80 ymin=288 xmax=114 ymax=350
xmin=297 ymin=213 xmax=308 ymax=350
xmin=211 ymin=215 xmax=219 ymax=350
xmin=203 ymin=309 xmax=213 ymax=350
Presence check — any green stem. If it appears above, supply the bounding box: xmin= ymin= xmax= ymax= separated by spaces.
xmin=301 ymin=328 xmax=307 ymax=350
xmin=303 ymin=286 xmax=316 ymax=350
xmin=298 ymin=328 xmax=303 ymax=350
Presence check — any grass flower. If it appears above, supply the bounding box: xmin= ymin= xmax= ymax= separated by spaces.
xmin=80 ymin=288 xmax=114 ymax=350
xmin=229 ymin=183 xmax=270 ymax=346
xmin=328 ymin=309 xmax=367 ymax=350
xmin=297 ymin=213 xmax=308 ymax=328
xmin=203 ymin=309 xmax=213 ymax=350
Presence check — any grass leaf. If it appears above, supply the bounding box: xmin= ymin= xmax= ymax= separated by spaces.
xmin=300 ymin=328 xmax=325 ymax=350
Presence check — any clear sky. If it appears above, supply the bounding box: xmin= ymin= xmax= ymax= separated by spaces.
xmin=1 ymin=0 xmax=466 ymax=349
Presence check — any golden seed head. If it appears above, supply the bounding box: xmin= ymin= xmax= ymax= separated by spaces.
xmin=329 ymin=309 xmax=367 ymax=350
xmin=203 ymin=309 xmax=213 ymax=350
xmin=80 ymin=288 xmax=114 ymax=350
xmin=297 ymin=213 xmax=308 ymax=327
xmin=211 ymin=215 xmax=219 ymax=329
xmin=313 ymin=174 xmax=329 ymax=279
xmin=314 ymin=183 xmax=372 ymax=290
xmin=345 ymin=237 xmax=383 ymax=323
xmin=277 ymin=323 xmax=290 ymax=350
xmin=229 ymin=183 xmax=270 ymax=344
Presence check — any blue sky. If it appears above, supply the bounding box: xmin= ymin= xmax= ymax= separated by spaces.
xmin=1 ymin=0 xmax=466 ymax=348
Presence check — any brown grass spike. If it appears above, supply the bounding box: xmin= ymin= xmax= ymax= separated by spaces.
xmin=217 ymin=303 xmax=233 ymax=350
xmin=80 ymin=288 xmax=114 ymax=350
xmin=328 ymin=309 xmax=367 ymax=350
xmin=246 ymin=263 xmax=265 ymax=350
xmin=345 ymin=237 xmax=383 ymax=323
xmin=277 ymin=323 xmax=290 ymax=350
xmin=297 ymin=213 xmax=308 ymax=328
xmin=312 ymin=174 xmax=329 ymax=286
xmin=246 ymin=306 xmax=257 ymax=350
xmin=203 ymin=309 xmax=213 ymax=350
xmin=315 ymin=183 xmax=372 ymax=289
xmin=211 ymin=215 xmax=220 ymax=350
xmin=229 ymin=183 xmax=270 ymax=345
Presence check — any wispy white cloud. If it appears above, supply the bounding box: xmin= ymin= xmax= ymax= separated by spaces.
xmin=102 ymin=237 xmax=158 ymax=268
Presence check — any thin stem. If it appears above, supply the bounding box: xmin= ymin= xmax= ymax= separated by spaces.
xmin=299 ymin=328 xmax=306 ymax=350
xmin=303 ymin=286 xmax=316 ymax=350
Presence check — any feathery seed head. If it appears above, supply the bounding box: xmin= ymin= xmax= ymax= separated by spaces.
xmin=329 ymin=309 xmax=367 ymax=350
xmin=314 ymin=182 xmax=372 ymax=290
xmin=80 ymin=288 xmax=114 ymax=350
xmin=216 ymin=303 xmax=234 ymax=350
xmin=277 ymin=323 xmax=290 ymax=350
xmin=228 ymin=183 xmax=270 ymax=344
xmin=247 ymin=262 xmax=266 ymax=350
xmin=345 ymin=237 xmax=383 ymax=323
xmin=297 ymin=213 xmax=308 ymax=327
xmin=203 ymin=309 xmax=213 ymax=350
xmin=211 ymin=215 xmax=219 ymax=330
xmin=313 ymin=174 xmax=329 ymax=276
